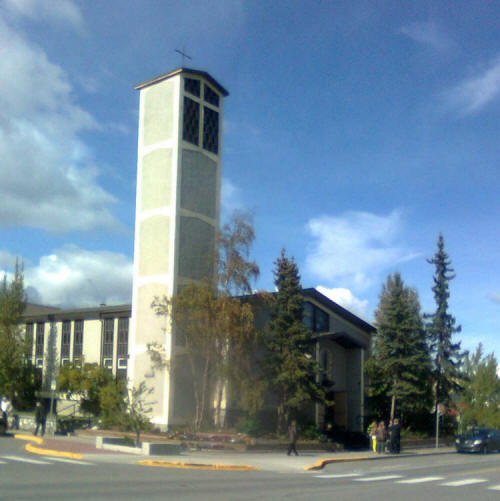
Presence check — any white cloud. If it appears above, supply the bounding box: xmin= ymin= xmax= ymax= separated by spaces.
xmin=23 ymin=245 xmax=133 ymax=308
xmin=3 ymin=0 xmax=84 ymax=31
xmin=221 ymin=178 xmax=244 ymax=214
xmin=306 ymin=210 xmax=418 ymax=291
xmin=0 ymin=250 xmax=18 ymax=273
xmin=399 ymin=21 xmax=454 ymax=52
xmin=445 ymin=55 xmax=500 ymax=114
xmin=0 ymin=16 xmax=122 ymax=232
xmin=316 ymin=285 xmax=369 ymax=319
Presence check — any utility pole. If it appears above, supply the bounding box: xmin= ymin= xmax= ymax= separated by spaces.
xmin=435 ymin=401 xmax=440 ymax=448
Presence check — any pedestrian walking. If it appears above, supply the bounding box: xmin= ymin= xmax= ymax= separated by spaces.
xmin=34 ymin=401 xmax=46 ymax=437
xmin=287 ymin=419 xmax=299 ymax=456
xmin=1 ymin=395 xmax=12 ymax=420
xmin=376 ymin=420 xmax=387 ymax=453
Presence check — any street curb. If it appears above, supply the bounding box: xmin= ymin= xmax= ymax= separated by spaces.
xmin=304 ymin=450 xmax=456 ymax=471
xmin=304 ymin=456 xmax=372 ymax=470
xmin=138 ymin=459 xmax=258 ymax=471
xmin=14 ymin=433 xmax=85 ymax=460
xmin=14 ymin=433 xmax=43 ymax=445
xmin=25 ymin=442 xmax=85 ymax=460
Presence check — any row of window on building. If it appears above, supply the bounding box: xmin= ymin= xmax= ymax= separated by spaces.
xmin=25 ymin=317 xmax=129 ymax=380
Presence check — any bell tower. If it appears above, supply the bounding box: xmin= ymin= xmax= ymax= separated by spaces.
xmin=129 ymin=68 xmax=228 ymax=427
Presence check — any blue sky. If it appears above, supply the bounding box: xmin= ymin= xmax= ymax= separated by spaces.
xmin=0 ymin=1 xmax=499 ymax=357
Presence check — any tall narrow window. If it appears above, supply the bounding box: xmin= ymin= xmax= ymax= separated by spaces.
xmin=303 ymin=302 xmax=314 ymax=331
xmin=117 ymin=318 xmax=129 ymax=358
xmin=101 ymin=318 xmax=114 ymax=367
xmin=25 ymin=323 xmax=34 ymax=362
xmin=117 ymin=317 xmax=129 ymax=380
xmin=35 ymin=322 xmax=45 ymax=358
xmin=203 ymin=106 xmax=219 ymax=154
xmin=183 ymin=97 xmax=200 ymax=146
xmin=61 ymin=320 xmax=71 ymax=360
xmin=73 ymin=320 xmax=83 ymax=360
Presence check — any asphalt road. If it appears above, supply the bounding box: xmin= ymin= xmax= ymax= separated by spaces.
xmin=3 ymin=435 xmax=500 ymax=501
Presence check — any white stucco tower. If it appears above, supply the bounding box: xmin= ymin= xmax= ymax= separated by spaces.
xmin=129 ymin=68 xmax=228 ymax=428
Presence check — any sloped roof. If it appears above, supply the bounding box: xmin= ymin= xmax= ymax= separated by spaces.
xmin=135 ymin=67 xmax=229 ymax=96
xmin=302 ymin=288 xmax=376 ymax=334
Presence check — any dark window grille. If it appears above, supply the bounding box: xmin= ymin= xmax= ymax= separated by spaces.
xmin=102 ymin=318 xmax=114 ymax=359
xmin=203 ymin=107 xmax=219 ymax=154
xmin=117 ymin=318 xmax=129 ymax=357
xmin=35 ymin=322 xmax=45 ymax=357
xmin=204 ymin=84 xmax=219 ymax=107
xmin=73 ymin=320 xmax=84 ymax=359
xmin=184 ymin=77 xmax=201 ymax=97
xmin=183 ymin=97 xmax=200 ymax=146
xmin=61 ymin=320 xmax=71 ymax=359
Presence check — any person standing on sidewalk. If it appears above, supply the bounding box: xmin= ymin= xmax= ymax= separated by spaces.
xmin=368 ymin=420 xmax=378 ymax=453
xmin=287 ymin=419 xmax=299 ymax=456
xmin=34 ymin=401 xmax=46 ymax=437
xmin=376 ymin=421 xmax=387 ymax=453
xmin=389 ymin=418 xmax=401 ymax=453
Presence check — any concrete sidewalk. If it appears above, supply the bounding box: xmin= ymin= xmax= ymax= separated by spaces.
xmin=14 ymin=432 xmax=455 ymax=473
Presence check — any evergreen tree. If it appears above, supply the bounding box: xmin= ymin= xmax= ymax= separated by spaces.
xmin=458 ymin=344 xmax=500 ymax=430
xmin=0 ymin=260 xmax=38 ymax=409
xmin=426 ymin=234 xmax=463 ymax=412
xmin=367 ymin=273 xmax=431 ymax=422
xmin=264 ymin=249 xmax=327 ymax=433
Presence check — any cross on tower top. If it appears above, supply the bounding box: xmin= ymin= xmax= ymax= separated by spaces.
xmin=175 ymin=48 xmax=192 ymax=66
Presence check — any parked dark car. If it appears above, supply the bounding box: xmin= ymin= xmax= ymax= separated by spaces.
xmin=455 ymin=428 xmax=500 ymax=453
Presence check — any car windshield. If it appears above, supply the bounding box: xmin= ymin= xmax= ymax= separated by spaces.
xmin=464 ymin=429 xmax=489 ymax=438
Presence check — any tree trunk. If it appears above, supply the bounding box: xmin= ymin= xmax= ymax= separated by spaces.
xmin=390 ymin=394 xmax=396 ymax=421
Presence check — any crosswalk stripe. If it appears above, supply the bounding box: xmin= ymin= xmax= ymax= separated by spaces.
xmin=316 ymin=473 xmax=362 ymax=479
xmin=440 ymin=478 xmax=487 ymax=487
xmin=397 ymin=476 xmax=444 ymax=484
xmin=2 ymin=456 xmax=51 ymax=465
xmin=355 ymin=475 xmax=404 ymax=482
xmin=43 ymin=457 xmax=92 ymax=465
xmin=0 ymin=460 xmax=6 ymax=464
xmin=488 ymin=485 xmax=500 ymax=491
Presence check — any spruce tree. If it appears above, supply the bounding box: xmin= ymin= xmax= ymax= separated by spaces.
xmin=0 ymin=260 xmax=38 ymax=409
xmin=426 ymin=234 xmax=463 ymax=410
xmin=367 ymin=273 xmax=430 ymax=422
xmin=265 ymin=249 xmax=327 ymax=433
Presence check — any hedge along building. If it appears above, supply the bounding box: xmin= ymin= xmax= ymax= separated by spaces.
xmin=21 ymin=68 xmax=375 ymax=431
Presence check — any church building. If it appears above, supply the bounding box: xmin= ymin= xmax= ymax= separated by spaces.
xmin=21 ymin=68 xmax=375 ymax=432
